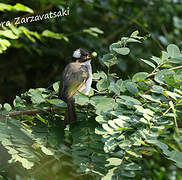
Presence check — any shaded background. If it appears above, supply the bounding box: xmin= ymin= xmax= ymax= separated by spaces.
xmin=0 ymin=1 xmax=182 ymax=180
xmin=1 ymin=0 xmax=182 ymax=104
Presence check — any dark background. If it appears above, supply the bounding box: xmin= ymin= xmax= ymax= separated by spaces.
xmin=0 ymin=0 xmax=181 ymax=104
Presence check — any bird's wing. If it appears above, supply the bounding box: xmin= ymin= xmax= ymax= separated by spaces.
xmin=60 ymin=62 xmax=89 ymax=100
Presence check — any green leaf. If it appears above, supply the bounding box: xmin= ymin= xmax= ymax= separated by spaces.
xmin=168 ymin=57 xmax=182 ymax=63
xmin=102 ymin=53 xmax=118 ymax=67
xmin=108 ymin=82 xmax=120 ymax=95
xmin=125 ymin=82 xmax=138 ymax=94
xmin=140 ymin=59 xmax=156 ymax=69
xmin=134 ymin=105 xmax=154 ymax=116
xmin=41 ymin=146 xmax=54 ymax=155
xmin=92 ymin=71 xmax=107 ymax=80
xmin=130 ymin=30 xmax=139 ymax=37
xmin=95 ymin=116 xmax=107 ymax=124
xmin=126 ymin=150 xmax=142 ymax=158
xmin=42 ymin=30 xmax=69 ymax=42
xmin=46 ymin=99 xmax=66 ymax=107
xmin=113 ymin=47 xmax=130 ymax=55
xmin=167 ymin=151 xmax=182 ymax=168
xmin=13 ymin=3 xmax=33 ymax=13
xmin=53 ymin=82 xmax=59 ymax=92
xmin=36 ymin=115 xmax=47 ymax=124
xmin=102 ymin=167 xmax=117 ymax=180
xmin=4 ymin=103 xmax=12 ymax=111
xmin=0 ymin=3 xmax=33 ymax=13
xmin=106 ymin=157 xmax=122 ymax=166
xmin=167 ymin=44 xmax=181 ymax=58
xmin=89 ymin=27 xmax=104 ymax=34
xmin=130 ymin=30 xmax=143 ymax=39
xmin=109 ymin=42 xmax=121 ymax=53
xmin=102 ymin=124 xmax=114 ymax=133
xmin=13 ymin=96 xmax=24 ymax=108
xmin=151 ymin=85 xmax=165 ymax=94
xmin=15 ymin=157 xmax=34 ymax=169
xmin=132 ymin=72 xmax=148 ymax=82
xmin=96 ymin=79 xmax=109 ymax=91
xmin=31 ymin=92 xmax=45 ymax=104
xmin=146 ymin=139 xmax=170 ymax=155
xmin=0 ymin=38 xmax=11 ymax=53
xmin=83 ymin=29 xmax=98 ymax=37
xmin=121 ymin=170 xmax=136 ymax=177
xmin=108 ymin=120 xmax=119 ymax=129
xmin=118 ymin=95 xmax=141 ymax=105
xmin=140 ymin=94 xmax=161 ymax=104
xmin=0 ymin=3 xmax=12 ymax=11
xmin=124 ymin=163 xmax=141 ymax=171
xmin=162 ymin=51 xmax=169 ymax=61
xmin=116 ymin=79 xmax=126 ymax=92
xmin=19 ymin=26 xmax=37 ymax=42
xmin=113 ymin=118 xmax=129 ymax=128
xmin=75 ymin=93 xmax=90 ymax=105
xmin=154 ymin=69 xmax=174 ymax=84
xmin=0 ymin=30 xmax=18 ymax=39
xmin=151 ymin=56 xmax=163 ymax=65
xmin=90 ymin=96 xmax=115 ymax=114
xmin=121 ymin=37 xmax=141 ymax=44
xmin=83 ymin=27 xmax=103 ymax=37
xmin=165 ymin=91 xmax=182 ymax=100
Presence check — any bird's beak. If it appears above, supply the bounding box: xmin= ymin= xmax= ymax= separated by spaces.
xmin=85 ymin=55 xmax=91 ymax=60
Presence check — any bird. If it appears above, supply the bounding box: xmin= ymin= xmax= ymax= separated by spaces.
xmin=58 ymin=48 xmax=93 ymax=126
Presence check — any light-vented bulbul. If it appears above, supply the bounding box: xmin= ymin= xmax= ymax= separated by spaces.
xmin=58 ymin=48 xmax=92 ymax=126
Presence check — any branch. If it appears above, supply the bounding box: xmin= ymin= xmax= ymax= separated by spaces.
xmin=0 ymin=107 xmax=59 ymax=118
xmin=147 ymin=65 xmax=182 ymax=78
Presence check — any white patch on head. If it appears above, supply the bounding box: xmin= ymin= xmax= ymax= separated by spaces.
xmin=73 ymin=49 xmax=81 ymax=58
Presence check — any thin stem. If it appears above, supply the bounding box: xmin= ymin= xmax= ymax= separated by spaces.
xmin=174 ymin=113 xmax=180 ymax=139
xmin=147 ymin=65 xmax=182 ymax=78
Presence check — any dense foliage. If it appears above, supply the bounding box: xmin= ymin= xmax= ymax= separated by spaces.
xmin=0 ymin=0 xmax=182 ymax=180
xmin=0 ymin=29 xmax=182 ymax=179
xmin=1 ymin=0 xmax=182 ymax=103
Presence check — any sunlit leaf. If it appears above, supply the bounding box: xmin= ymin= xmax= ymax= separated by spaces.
xmin=113 ymin=47 xmax=130 ymax=55
xmin=167 ymin=44 xmax=181 ymax=58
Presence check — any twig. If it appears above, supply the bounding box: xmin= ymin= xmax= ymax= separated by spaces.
xmin=0 ymin=107 xmax=59 ymax=118
xmin=163 ymin=107 xmax=172 ymax=116
xmin=147 ymin=65 xmax=182 ymax=78
xmin=174 ymin=112 xmax=180 ymax=139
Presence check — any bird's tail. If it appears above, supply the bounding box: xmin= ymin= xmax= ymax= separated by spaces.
xmin=64 ymin=101 xmax=77 ymax=126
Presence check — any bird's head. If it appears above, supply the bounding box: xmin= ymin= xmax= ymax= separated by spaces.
xmin=72 ymin=48 xmax=91 ymax=63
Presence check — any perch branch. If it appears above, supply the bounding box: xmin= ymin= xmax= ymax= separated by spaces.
xmin=0 ymin=107 xmax=59 ymax=118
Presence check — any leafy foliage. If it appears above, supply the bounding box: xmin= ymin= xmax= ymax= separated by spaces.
xmin=0 ymin=29 xmax=182 ymax=180
xmin=1 ymin=1 xmax=182 ymax=179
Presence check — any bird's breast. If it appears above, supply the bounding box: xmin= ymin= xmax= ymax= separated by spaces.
xmin=84 ymin=70 xmax=92 ymax=95
xmin=80 ymin=62 xmax=92 ymax=95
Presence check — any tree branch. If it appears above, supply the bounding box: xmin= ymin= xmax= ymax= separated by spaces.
xmin=0 ymin=107 xmax=59 ymax=118
xmin=147 ymin=65 xmax=182 ymax=78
